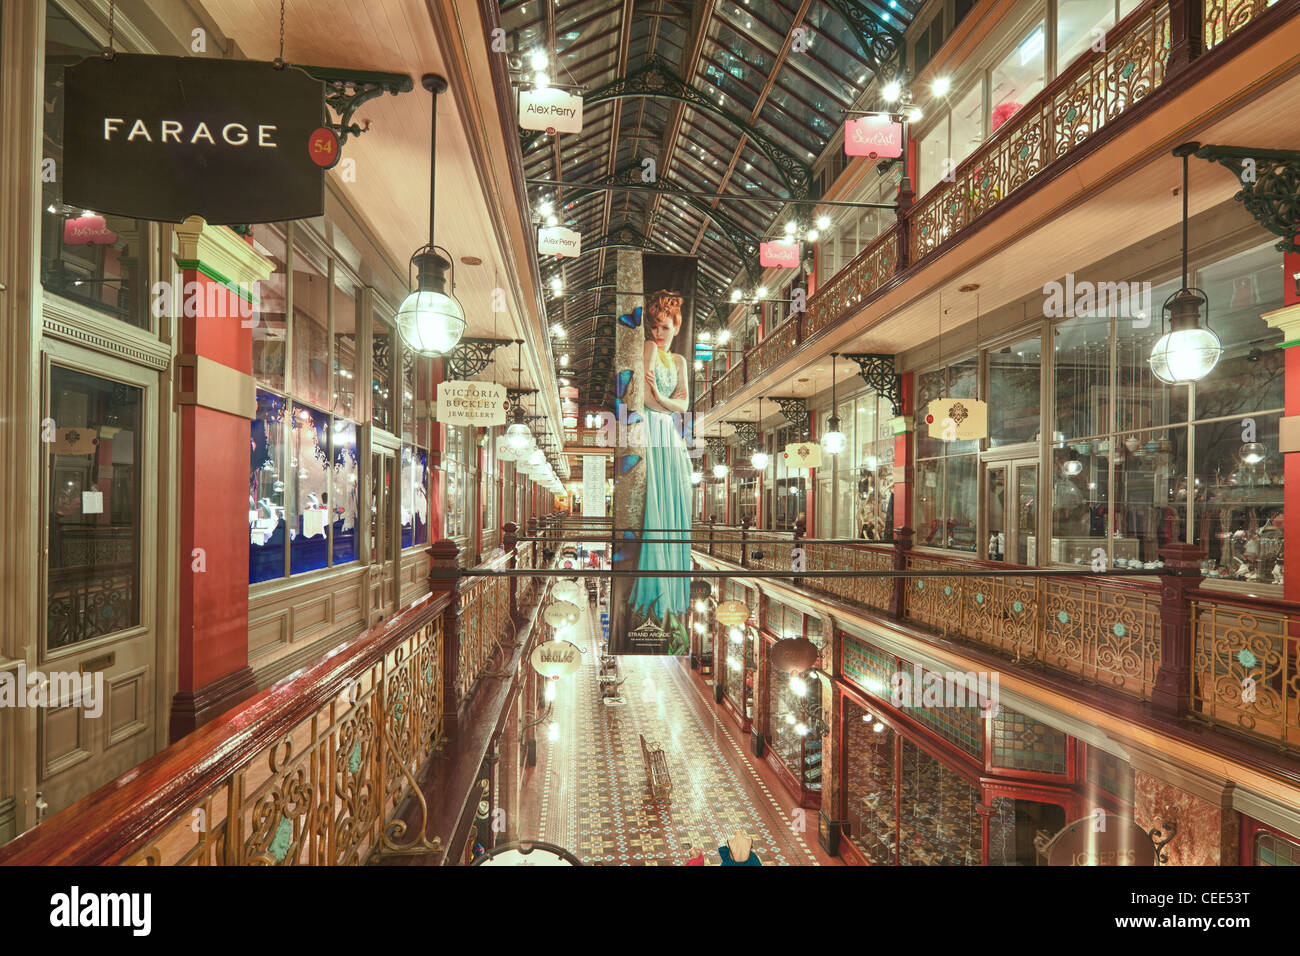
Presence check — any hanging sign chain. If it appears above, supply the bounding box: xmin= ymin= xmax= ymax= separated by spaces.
xmin=104 ymin=0 xmax=116 ymax=58
xmin=275 ymin=0 xmax=286 ymax=68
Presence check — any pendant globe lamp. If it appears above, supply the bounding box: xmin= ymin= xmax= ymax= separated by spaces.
xmin=504 ymin=339 xmax=533 ymax=453
xmin=820 ymin=353 xmax=848 ymax=455
xmin=397 ymin=75 xmax=467 ymax=356
xmin=1149 ymin=143 xmax=1221 ymax=385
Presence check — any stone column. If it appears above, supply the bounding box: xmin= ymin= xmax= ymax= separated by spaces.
xmin=168 ymin=217 xmax=272 ymax=741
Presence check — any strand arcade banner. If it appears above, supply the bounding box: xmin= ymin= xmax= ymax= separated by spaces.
xmin=610 ymin=251 xmax=697 ymax=656
xmin=61 ymin=54 xmax=326 ymax=224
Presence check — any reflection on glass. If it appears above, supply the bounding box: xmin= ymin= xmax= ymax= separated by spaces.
xmin=332 ymin=271 xmax=358 ymax=419
xmin=1051 ymin=440 xmax=1111 ymax=566
xmin=332 ymin=419 xmax=360 ymax=566
xmin=1058 ymin=0 xmax=1116 ymax=71
xmin=42 ymin=4 xmax=147 ymax=328
xmin=292 ymin=250 xmax=329 ymax=408
xmin=1113 ymin=428 xmax=1188 ymax=565
xmin=946 ymin=453 xmax=978 ymax=552
xmin=845 ymin=696 xmax=897 ymax=864
xmin=401 ymin=444 xmax=430 ymax=549
xmin=991 ymin=22 xmax=1045 ymax=132
xmin=401 ymin=349 xmax=416 ymax=442
xmin=989 ymin=336 xmax=1042 ymax=445
xmin=250 ymin=390 xmax=286 ymax=583
xmin=289 ymin=404 xmax=330 ymax=574
xmin=46 ymin=366 xmax=142 ymax=649
xmin=251 ymin=225 xmax=288 ymax=392
xmin=1194 ymin=415 xmax=1282 ymax=584
xmin=1054 ymin=313 xmax=1111 ymax=440
xmin=372 ymin=318 xmax=394 ymax=432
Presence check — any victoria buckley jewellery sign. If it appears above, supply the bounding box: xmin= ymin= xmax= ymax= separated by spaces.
xmin=61 ymin=54 xmax=326 ymax=224
xmin=436 ymin=382 xmax=508 ymax=427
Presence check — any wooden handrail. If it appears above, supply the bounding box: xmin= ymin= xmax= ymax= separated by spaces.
xmin=0 ymin=588 xmax=452 ymax=865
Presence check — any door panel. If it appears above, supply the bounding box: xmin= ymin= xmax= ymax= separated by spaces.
xmin=37 ymin=359 xmax=157 ymax=815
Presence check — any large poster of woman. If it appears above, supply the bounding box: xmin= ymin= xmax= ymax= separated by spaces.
xmin=609 ymin=252 xmax=697 ymax=655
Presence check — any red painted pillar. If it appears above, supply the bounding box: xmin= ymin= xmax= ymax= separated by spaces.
xmin=892 ymin=372 xmax=915 ymax=533
xmin=168 ymin=217 xmax=271 ymax=741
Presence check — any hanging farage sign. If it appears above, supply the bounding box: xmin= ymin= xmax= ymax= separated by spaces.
xmin=538 ymin=226 xmax=582 ymax=258
xmin=844 ymin=115 xmax=903 ymax=159
xmin=61 ymin=55 xmax=325 ymax=224
xmin=925 ymin=398 xmax=988 ymax=441
xmin=784 ymin=441 xmax=821 ymax=470
xmin=759 ymin=241 xmax=801 ymax=269
xmin=435 ymin=381 xmax=508 ymax=427
xmin=518 ymin=88 xmax=583 ymax=134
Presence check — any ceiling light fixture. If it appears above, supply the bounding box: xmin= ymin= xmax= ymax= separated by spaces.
xmin=396 ymin=75 xmax=467 ymax=356
xmin=820 ymin=353 xmax=847 ymax=455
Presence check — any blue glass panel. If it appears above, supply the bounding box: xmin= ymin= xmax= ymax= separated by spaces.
xmin=250 ymin=390 xmax=286 ymax=583
xmin=289 ymin=403 xmax=330 ymax=575
xmin=332 ymin=419 xmax=359 ymax=566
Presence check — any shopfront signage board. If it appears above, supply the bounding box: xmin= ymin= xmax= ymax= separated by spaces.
xmin=62 ymin=54 xmax=326 ymax=224
xmin=1040 ymin=814 xmax=1158 ymax=866
xmin=784 ymin=441 xmax=821 ymax=469
xmin=518 ymin=88 xmax=583 ymax=134
xmin=538 ymin=226 xmax=582 ymax=258
xmin=582 ymin=455 xmax=606 ymax=517
xmin=715 ymin=600 xmax=750 ymax=627
xmin=844 ymin=115 xmax=903 ymax=159
xmin=759 ymin=241 xmax=801 ymax=269
xmin=530 ymin=640 xmax=583 ymax=679
xmin=925 ymin=398 xmax=988 ymax=441
xmin=435 ymin=381 xmax=507 ymax=427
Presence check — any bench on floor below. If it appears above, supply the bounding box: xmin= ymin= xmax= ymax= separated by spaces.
xmin=639 ymin=733 xmax=672 ymax=801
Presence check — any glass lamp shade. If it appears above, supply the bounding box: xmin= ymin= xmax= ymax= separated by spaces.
xmin=495 ymin=434 xmax=516 ymax=462
xmin=527 ymin=449 xmax=546 ymax=469
xmin=690 ymin=471 xmax=703 ymax=485
xmin=505 ymin=421 xmax=533 ymax=452
xmin=1239 ymin=442 xmax=1267 ymax=465
xmin=712 ymin=463 xmax=729 ymax=479
xmin=820 ymin=416 xmax=847 ymax=455
xmin=1149 ymin=294 xmax=1221 ymax=384
xmin=396 ymin=253 xmax=466 ymax=355
xmin=751 ymin=450 xmax=770 ymax=470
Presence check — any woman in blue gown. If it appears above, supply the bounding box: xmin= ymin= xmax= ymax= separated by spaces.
xmin=630 ymin=290 xmax=692 ymax=650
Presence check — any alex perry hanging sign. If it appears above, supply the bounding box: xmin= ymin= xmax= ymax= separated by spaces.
xmin=61 ymin=54 xmax=327 ymax=224
xmin=518 ymin=88 xmax=583 ymax=135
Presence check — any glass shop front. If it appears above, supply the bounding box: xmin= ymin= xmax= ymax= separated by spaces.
xmin=763 ymin=597 xmax=824 ymax=806
xmin=717 ymin=581 xmax=758 ymax=729
xmin=911 ymin=238 xmax=1286 ymax=591
xmin=838 ymin=630 xmax=1135 ymax=865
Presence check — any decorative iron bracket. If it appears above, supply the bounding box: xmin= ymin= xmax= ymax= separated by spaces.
xmin=1148 ymin=818 xmax=1178 ymax=865
xmin=1196 ymin=145 xmax=1300 ymax=253
xmin=297 ymin=65 xmax=414 ymax=152
xmin=446 ymin=338 xmax=512 ymax=381
xmin=772 ymin=397 xmax=809 ymax=439
xmin=820 ymin=0 xmax=910 ymax=78
xmin=842 ymin=353 xmax=904 ymax=416
xmin=724 ymin=419 xmax=758 ymax=449
xmin=704 ymin=436 xmax=729 ymax=460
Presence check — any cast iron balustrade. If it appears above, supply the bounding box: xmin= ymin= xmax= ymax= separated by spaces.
xmin=0 ymin=530 xmax=557 ymax=865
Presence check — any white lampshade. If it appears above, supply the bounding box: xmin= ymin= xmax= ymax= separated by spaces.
xmin=495 ymin=434 xmax=516 ymax=462
xmin=712 ymin=463 xmax=728 ymax=479
xmin=820 ymin=414 xmax=847 ymax=455
xmin=527 ymin=449 xmax=546 ymax=469
xmin=505 ymin=421 xmax=533 ymax=452
xmin=1148 ymin=325 xmax=1222 ymax=384
xmin=690 ymin=471 xmax=703 ymax=485
xmin=751 ymin=450 xmax=770 ymax=470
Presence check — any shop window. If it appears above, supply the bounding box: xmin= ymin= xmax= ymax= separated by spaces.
xmin=46 ymin=366 xmax=142 ymax=649
xmin=332 ymin=420 xmax=360 ymax=566
xmin=250 ymin=391 xmax=287 ymax=584
xmin=1086 ymin=745 xmax=1134 ymax=805
xmin=1254 ymin=830 xmax=1300 ymax=866
xmin=400 ymin=350 xmax=416 ymax=442
xmin=987 ymin=796 xmax=1068 ymax=865
xmin=401 ymin=444 xmax=429 ymax=549
xmin=844 ymin=696 xmax=897 ymax=864
xmin=251 ymin=225 xmax=288 ymax=392
xmin=1194 ymin=414 xmax=1282 ymax=583
xmin=332 ymin=272 xmax=359 ymax=420
xmin=990 ymin=711 xmax=1069 ymax=774
xmin=989 ymin=336 xmax=1043 ymax=446
xmin=291 ymin=244 xmax=329 ymax=409
xmin=917 ymin=115 xmax=949 ymax=198
xmin=444 ymin=425 xmax=470 ymax=540
xmin=372 ymin=317 xmax=394 ymax=433
xmin=481 ymin=431 xmax=497 ymax=541
xmin=950 ymin=82 xmax=984 ymax=168
xmin=41 ymin=3 xmax=147 ymax=328
xmin=991 ymin=22 xmax=1046 ymax=133
xmin=914 ymin=359 xmax=978 ymax=551
xmin=288 ymin=405 xmax=331 ymax=574
xmin=768 ymin=662 xmax=822 ymax=792
xmin=1057 ymin=0 xmax=1117 ymax=71
xmin=898 ymin=738 xmax=982 ymax=865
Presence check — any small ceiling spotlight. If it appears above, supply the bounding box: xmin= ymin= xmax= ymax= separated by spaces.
xmin=932 ymin=76 xmax=952 ymax=96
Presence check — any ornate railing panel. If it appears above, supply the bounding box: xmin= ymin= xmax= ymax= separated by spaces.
xmin=1191 ymin=594 xmax=1300 ymax=749
xmin=1203 ymin=0 xmax=1276 ymax=49
xmin=124 ymin=615 xmax=444 ymax=866
xmin=802 ymin=229 xmax=898 ymax=341
xmin=748 ymin=318 xmax=801 ymax=381
xmin=1040 ymin=578 xmax=1161 ymax=699
xmin=805 ymin=541 xmax=893 ymax=612
xmin=714 ymin=527 xmax=742 ymax=564
xmin=713 ymin=361 xmax=744 ymax=406
xmin=456 ymin=571 xmax=509 ymax=701
xmin=910 ymin=3 xmax=1171 ymax=261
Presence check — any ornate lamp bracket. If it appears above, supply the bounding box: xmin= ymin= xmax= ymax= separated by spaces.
xmin=772 ymin=397 xmax=809 ymax=439
xmin=842 ymin=352 xmax=904 ymax=416
xmin=297 ymin=66 xmax=414 ymax=156
xmin=724 ymin=419 xmax=758 ymax=448
xmin=704 ymin=436 xmax=729 ymax=460
xmin=1195 ymin=145 xmax=1300 ymax=253
xmin=1148 ymin=818 xmax=1178 ymax=865
xmin=446 ymin=338 xmax=512 ymax=381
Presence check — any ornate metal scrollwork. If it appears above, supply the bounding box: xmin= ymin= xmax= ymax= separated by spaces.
xmin=704 ymin=436 xmax=729 ymax=461
xmin=819 ymin=0 xmax=911 ymax=78
xmin=724 ymin=419 xmax=758 ymax=449
xmin=772 ymin=397 xmax=809 ymax=439
xmin=446 ymin=338 xmax=512 ymax=381
xmin=1148 ymin=817 xmax=1178 ymax=865
xmin=522 ymin=55 xmax=812 ymax=200
xmin=842 ymin=352 xmax=904 ymax=416
xmin=297 ymin=65 xmax=414 ymax=149
xmin=1196 ymin=145 xmax=1300 ymax=253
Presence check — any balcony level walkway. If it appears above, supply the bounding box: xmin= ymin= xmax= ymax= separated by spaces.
xmin=518 ymin=596 xmax=836 ymax=865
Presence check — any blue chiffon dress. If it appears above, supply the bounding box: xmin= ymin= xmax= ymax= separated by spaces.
xmin=630 ymin=348 xmax=692 ymax=624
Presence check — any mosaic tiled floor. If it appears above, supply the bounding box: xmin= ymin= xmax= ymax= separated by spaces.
xmin=523 ymin=599 xmax=833 ymax=866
